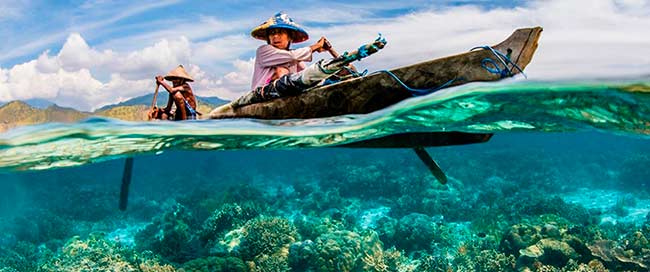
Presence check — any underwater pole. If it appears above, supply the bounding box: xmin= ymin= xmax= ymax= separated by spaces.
xmin=313 ymin=39 xmax=447 ymax=185
xmin=119 ymin=157 xmax=134 ymax=211
xmin=413 ymin=147 xmax=448 ymax=185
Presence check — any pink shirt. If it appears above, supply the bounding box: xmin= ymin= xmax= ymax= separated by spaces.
xmin=251 ymin=44 xmax=313 ymax=89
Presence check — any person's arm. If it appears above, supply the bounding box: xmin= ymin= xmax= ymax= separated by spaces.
xmin=296 ymin=62 xmax=306 ymax=72
xmin=163 ymin=93 xmax=173 ymax=113
xmin=156 ymin=76 xmax=186 ymax=93
xmin=256 ymin=37 xmax=327 ymax=67
xmin=256 ymin=45 xmax=312 ymax=67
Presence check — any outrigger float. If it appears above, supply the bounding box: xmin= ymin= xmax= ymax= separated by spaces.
xmin=119 ymin=27 xmax=542 ymax=210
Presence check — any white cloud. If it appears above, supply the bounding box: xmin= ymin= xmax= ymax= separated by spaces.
xmin=311 ymin=0 xmax=650 ymax=79
xmin=0 ymin=60 xmax=103 ymax=110
xmin=0 ymin=69 xmax=10 ymax=101
xmin=0 ymin=32 xmax=253 ymax=110
xmin=192 ymin=34 xmax=257 ymax=66
xmin=1 ymin=33 xmax=195 ymax=111
xmin=224 ymin=58 xmax=255 ymax=86
xmin=114 ymin=37 xmax=192 ymax=79
xmin=189 ymin=58 xmax=255 ymax=100
xmin=96 ymin=74 xmax=151 ymax=106
xmin=57 ymin=33 xmax=108 ymax=72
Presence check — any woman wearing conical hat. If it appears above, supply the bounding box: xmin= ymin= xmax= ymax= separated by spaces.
xmin=208 ymin=12 xmax=386 ymax=117
xmin=250 ymin=12 xmax=328 ymax=90
xmin=155 ymin=65 xmax=199 ymax=120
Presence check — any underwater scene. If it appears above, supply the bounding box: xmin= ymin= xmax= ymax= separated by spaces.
xmin=1 ymin=79 xmax=649 ymax=271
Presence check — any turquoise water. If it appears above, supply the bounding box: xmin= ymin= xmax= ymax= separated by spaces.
xmin=1 ymin=78 xmax=649 ymax=271
xmin=1 ymin=79 xmax=649 ymax=171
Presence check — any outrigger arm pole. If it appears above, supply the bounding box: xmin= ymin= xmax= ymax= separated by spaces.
xmin=412 ymin=147 xmax=448 ymax=185
xmin=119 ymin=157 xmax=134 ymax=211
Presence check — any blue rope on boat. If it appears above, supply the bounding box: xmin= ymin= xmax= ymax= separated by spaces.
xmin=324 ymin=43 xmax=524 ymax=96
xmin=344 ymin=66 xmax=368 ymax=77
xmin=369 ymin=70 xmax=459 ymax=97
xmin=362 ymin=46 xmax=526 ymax=96
xmin=470 ymin=46 xmax=527 ymax=79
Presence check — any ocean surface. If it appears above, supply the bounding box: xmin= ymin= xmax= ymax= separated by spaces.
xmin=0 ymin=78 xmax=649 ymax=271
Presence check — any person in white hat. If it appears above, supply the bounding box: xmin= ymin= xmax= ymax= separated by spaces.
xmin=250 ymin=12 xmax=328 ymax=90
xmin=208 ymin=13 xmax=386 ymax=117
xmin=155 ymin=65 xmax=199 ymax=120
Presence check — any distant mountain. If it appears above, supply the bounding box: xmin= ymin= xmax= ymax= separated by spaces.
xmin=199 ymin=96 xmax=229 ymax=106
xmin=94 ymin=105 xmax=149 ymax=121
xmin=0 ymin=101 xmax=89 ymax=132
xmin=96 ymin=94 xmax=229 ymax=112
xmin=0 ymin=98 xmax=56 ymax=109
xmin=95 ymin=94 xmax=160 ymax=112
xmin=0 ymin=94 xmax=229 ymax=133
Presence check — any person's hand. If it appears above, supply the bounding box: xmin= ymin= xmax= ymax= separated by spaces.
xmin=310 ymin=37 xmax=328 ymax=53
xmin=155 ymin=75 xmax=164 ymax=85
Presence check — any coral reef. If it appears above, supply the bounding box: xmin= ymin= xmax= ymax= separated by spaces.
xmin=415 ymin=255 xmax=451 ymax=272
xmin=10 ymin=209 xmax=72 ymax=245
xmin=237 ymin=216 xmax=298 ymax=270
xmin=392 ymin=213 xmax=437 ymax=252
xmin=39 ymin=233 xmax=175 ymax=272
xmin=288 ymin=240 xmax=316 ymax=271
xmin=312 ymin=230 xmax=364 ymax=272
xmin=294 ymin=215 xmax=345 ymax=241
xmin=200 ymin=202 xmax=260 ymax=246
xmin=180 ymin=256 xmax=246 ymax=272
xmin=135 ymin=203 xmax=201 ymax=263
xmin=2 ymin=136 xmax=650 ymax=271
xmin=588 ymin=239 xmax=649 ymax=271
xmin=518 ymin=238 xmax=579 ymax=268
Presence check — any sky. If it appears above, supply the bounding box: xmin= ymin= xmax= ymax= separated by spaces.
xmin=0 ymin=0 xmax=649 ymax=111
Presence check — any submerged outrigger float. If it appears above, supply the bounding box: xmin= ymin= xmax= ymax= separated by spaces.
xmin=119 ymin=27 xmax=542 ymax=210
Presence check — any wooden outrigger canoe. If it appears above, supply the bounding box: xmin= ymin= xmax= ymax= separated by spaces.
xmin=208 ymin=27 xmax=542 ymax=184
xmin=119 ymin=27 xmax=542 ymax=210
xmin=210 ymin=27 xmax=542 ymax=120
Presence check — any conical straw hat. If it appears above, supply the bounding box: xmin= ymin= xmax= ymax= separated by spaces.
xmin=251 ymin=12 xmax=309 ymax=43
xmin=164 ymin=65 xmax=194 ymax=82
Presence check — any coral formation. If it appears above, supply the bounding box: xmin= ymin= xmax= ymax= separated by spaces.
xmin=135 ymin=203 xmax=201 ymax=263
xmin=180 ymin=256 xmax=246 ymax=272
xmin=392 ymin=213 xmax=437 ymax=252
xmin=238 ymin=216 xmax=298 ymax=271
xmin=200 ymin=202 xmax=260 ymax=245
xmin=39 ymin=233 xmax=174 ymax=272
xmin=2 ymin=136 xmax=649 ymax=271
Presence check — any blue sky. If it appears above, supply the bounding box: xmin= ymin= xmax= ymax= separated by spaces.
xmin=0 ymin=0 xmax=526 ymax=66
xmin=1 ymin=0 xmax=649 ymax=110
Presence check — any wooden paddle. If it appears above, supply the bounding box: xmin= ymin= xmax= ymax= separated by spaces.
xmin=148 ymin=84 xmax=161 ymax=121
xmin=152 ymin=85 xmax=160 ymax=107
xmin=323 ymin=40 xmax=358 ymax=74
